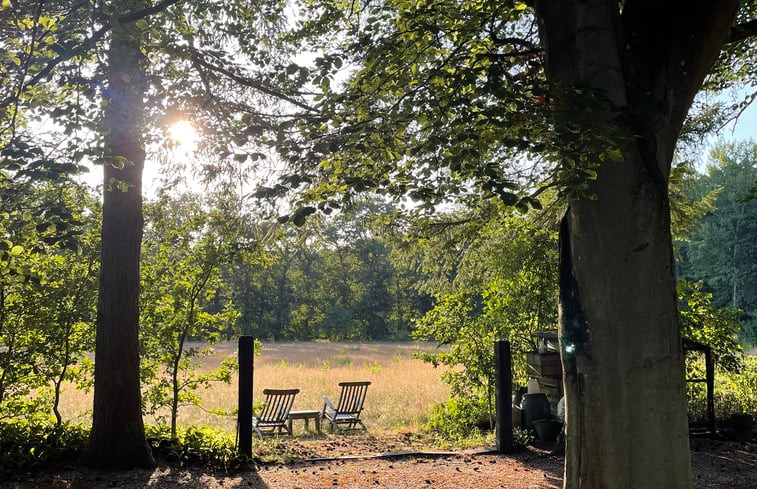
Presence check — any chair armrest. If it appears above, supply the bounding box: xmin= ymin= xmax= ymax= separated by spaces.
xmin=322 ymin=396 xmax=337 ymax=411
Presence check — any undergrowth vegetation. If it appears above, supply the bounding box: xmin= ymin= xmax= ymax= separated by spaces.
xmin=688 ymin=355 xmax=757 ymax=420
xmin=145 ymin=425 xmax=249 ymax=471
xmin=0 ymin=420 xmax=248 ymax=477
xmin=0 ymin=420 xmax=88 ymax=478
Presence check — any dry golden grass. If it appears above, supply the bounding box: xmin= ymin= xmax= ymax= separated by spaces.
xmin=59 ymin=341 xmax=450 ymax=436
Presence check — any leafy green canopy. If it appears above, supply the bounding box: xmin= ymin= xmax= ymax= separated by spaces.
xmin=0 ymin=0 xmax=310 ymax=197
xmin=271 ymin=1 xmax=563 ymax=217
xmin=232 ymin=0 xmax=757 ymax=236
xmin=260 ymin=0 xmax=757 ymax=222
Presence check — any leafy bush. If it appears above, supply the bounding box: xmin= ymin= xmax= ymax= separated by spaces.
xmin=0 ymin=420 xmax=88 ymax=477
xmin=680 ymin=279 xmax=754 ymax=421
xmin=426 ymin=395 xmax=490 ymax=440
xmin=146 ymin=425 xmax=249 ymax=471
xmin=679 ymin=279 xmax=743 ymax=372
xmin=427 ymin=396 xmax=534 ymax=448
xmin=687 ymin=355 xmax=757 ymax=421
xmin=0 ymin=421 xmax=251 ymax=477
xmin=412 ymin=212 xmax=559 ymax=442
xmin=716 ymin=355 xmax=757 ymax=415
xmin=512 ymin=426 xmax=534 ymax=448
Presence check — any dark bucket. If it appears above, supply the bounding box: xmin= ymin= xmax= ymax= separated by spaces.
xmin=533 ymin=418 xmax=561 ymax=442
xmin=731 ymin=413 xmax=754 ymax=441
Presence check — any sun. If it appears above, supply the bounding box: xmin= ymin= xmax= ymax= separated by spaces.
xmin=167 ymin=119 xmax=198 ymax=153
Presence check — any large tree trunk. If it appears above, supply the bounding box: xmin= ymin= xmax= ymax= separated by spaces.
xmin=558 ymin=149 xmax=690 ymax=489
xmin=82 ymin=0 xmax=153 ymax=468
xmin=533 ymin=1 xmax=740 ymax=487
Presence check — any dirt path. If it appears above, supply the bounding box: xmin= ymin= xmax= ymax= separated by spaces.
xmin=7 ymin=451 xmax=562 ymax=489
xmin=6 ymin=438 xmax=756 ymax=489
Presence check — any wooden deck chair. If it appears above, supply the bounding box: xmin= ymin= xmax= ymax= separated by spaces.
xmin=320 ymin=381 xmax=371 ymax=432
xmin=252 ymin=388 xmax=300 ymax=438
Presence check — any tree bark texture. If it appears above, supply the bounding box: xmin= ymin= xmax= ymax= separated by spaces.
xmin=83 ymin=0 xmax=153 ymax=468
xmin=533 ymin=1 xmax=740 ymax=488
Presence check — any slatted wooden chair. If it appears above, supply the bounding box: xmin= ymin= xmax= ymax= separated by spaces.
xmin=252 ymin=388 xmax=300 ymax=438
xmin=320 ymin=381 xmax=371 ymax=432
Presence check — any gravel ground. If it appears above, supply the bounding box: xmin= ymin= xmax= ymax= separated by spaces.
xmin=6 ymin=436 xmax=756 ymax=489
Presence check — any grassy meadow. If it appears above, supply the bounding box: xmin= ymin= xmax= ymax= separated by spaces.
xmin=59 ymin=341 xmax=451 ymax=436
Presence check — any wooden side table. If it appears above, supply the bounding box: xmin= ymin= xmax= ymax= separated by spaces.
xmin=287 ymin=409 xmax=321 ymax=433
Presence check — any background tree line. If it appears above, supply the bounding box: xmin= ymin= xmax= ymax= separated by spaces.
xmin=677 ymin=141 xmax=757 ymax=345
xmin=226 ymin=200 xmax=432 ymax=341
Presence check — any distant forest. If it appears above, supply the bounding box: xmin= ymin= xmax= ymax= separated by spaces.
xmin=220 ymin=200 xmax=434 ymax=341
xmin=209 ymin=141 xmax=757 ymax=345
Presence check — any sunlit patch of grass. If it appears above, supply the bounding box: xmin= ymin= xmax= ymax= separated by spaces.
xmin=57 ymin=342 xmax=450 ymax=437
xmin=334 ymin=355 xmax=353 ymax=367
xmin=364 ymin=362 xmax=382 ymax=374
xmin=57 ymin=384 xmax=93 ymax=426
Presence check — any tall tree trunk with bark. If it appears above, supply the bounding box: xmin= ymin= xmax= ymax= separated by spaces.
xmin=533 ymin=1 xmax=741 ymax=488
xmin=82 ymin=0 xmax=153 ymax=468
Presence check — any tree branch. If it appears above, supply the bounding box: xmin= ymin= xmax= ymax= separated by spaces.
xmin=489 ymin=35 xmax=539 ymax=51
xmin=726 ymin=19 xmax=757 ymax=44
xmin=189 ymin=56 xmax=216 ymax=108
xmin=119 ymin=0 xmax=183 ymax=24
xmin=4 ymin=0 xmax=45 ymax=139
xmin=189 ymin=50 xmax=317 ymax=113
xmin=0 ymin=0 xmax=183 ymax=109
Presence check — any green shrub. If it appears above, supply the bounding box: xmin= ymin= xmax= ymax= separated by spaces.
xmin=715 ymin=356 xmax=757 ymax=415
xmin=335 ymin=355 xmax=353 ymax=367
xmin=0 ymin=420 xmax=88 ymax=477
xmin=146 ymin=424 xmax=249 ymax=471
xmin=512 ymin=426 xmax=534 ymax=447
xmin=0 ymin=421 xmax=249 ymax=476
xmin=426 ymin=394 xmax=490 ymax=441
xmin=687 ymin=356 xmax=757 ymax=421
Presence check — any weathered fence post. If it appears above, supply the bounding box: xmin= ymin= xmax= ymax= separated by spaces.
xmin=495 ymin=340 xmax=513 ymax=453
xmin=705 ymin=347 xmax=715 ymax=432
xmin=238 ymin=336 xmax=255 ymax=457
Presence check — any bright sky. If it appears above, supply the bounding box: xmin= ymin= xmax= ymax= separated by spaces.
xmin=697 ymin=92 xmax=757 ymax=168
xmin=720 ymin=99 xmax=757 ymax=142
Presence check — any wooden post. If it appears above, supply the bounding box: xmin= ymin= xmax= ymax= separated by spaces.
xmin=705 ymin=346 xmax=715 ymax=433
xmin=495 ymin=340 xmax=513 ymax=453
xmin=238 ymin=336 xmax=255 ymax=457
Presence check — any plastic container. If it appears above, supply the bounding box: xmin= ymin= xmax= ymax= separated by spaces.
xmin=533 ymin=418 xmax=561 ymax=442
xmin=521 ymin=393 xmax=550 ymax=432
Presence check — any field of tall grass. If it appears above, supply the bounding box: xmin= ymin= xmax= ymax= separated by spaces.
xmin=59 ymin=341 xmax=451 ymax=436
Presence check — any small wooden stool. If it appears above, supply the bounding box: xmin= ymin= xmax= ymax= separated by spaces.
xmin=287 ymin=409 xmax=321 ymax=433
